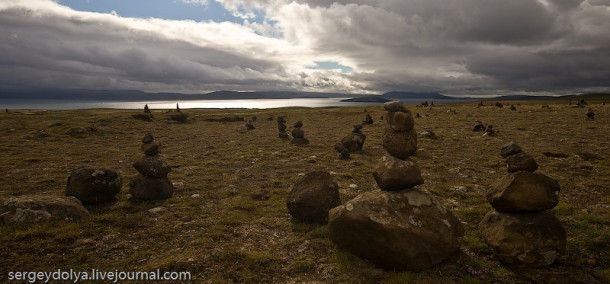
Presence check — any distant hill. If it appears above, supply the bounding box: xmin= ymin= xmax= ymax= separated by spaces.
xmin=381 ymin=91 xmax=453 ymax=100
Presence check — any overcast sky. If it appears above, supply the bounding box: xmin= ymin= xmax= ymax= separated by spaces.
xmin=1 ymin=0 xmax=609 ymax=96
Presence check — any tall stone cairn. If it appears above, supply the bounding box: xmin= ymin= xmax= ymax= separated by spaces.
xmin=129 ymin=133 xmax=174 ymax=200
xmin=290 ymin=120 xmax=309 ymax=144
xmin=277 ymin=117 xmax=288 ymax=139
xmin=328 ymin=101 xmax=464 ymax=271
xmin=479 ymin=142 xmax=566 ymax=266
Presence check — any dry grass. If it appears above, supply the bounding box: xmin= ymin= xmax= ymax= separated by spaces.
xmin=0 ymin=97 xmax=609 ymax=283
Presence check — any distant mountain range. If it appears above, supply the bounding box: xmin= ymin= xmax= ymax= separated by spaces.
xmin=1 ymin=87 xmax=606 ymax=102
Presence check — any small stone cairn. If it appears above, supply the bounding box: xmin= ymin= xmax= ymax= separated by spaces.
xmin=328 ymin=101 xmax=464 ymax=271
xmin=290 ymin=121 xmax=309 ymax=144
xmin=334 ymin=125 xmax=366 ymax=159
xmin=479 ymin=142 xmax=566 ymax=266
xmin=277 ymin=117 xmax=288 ymax=139
xmin=129 ymin=133 xmax=174 ymax=200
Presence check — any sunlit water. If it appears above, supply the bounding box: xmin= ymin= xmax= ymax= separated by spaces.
xmin=0 ymin=98 xmax=469 ymax=110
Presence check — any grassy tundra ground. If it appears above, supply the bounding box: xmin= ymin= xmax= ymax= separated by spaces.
xmin=0 ymin=97 xmax=609 ymax=283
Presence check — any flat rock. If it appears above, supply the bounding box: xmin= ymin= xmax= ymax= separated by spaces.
xmin=382 ymin=128 xmax=417 ymax=159
xmin=386 ymin=110 xmax=414 ymax=132
xmin=487 ymin=172 xmax=560 ymax=212
xmin=65 ymin=166 xmax=122 ymax=205
xmin=142 ymin=133 xmax=154 ymax=144
xmin=506 ymin=152 xmax=538 ymax=173
xmin=286 ymin=171 xmax=340 ymax=223
xmin=479 ymin=210 xmax=566 ymax=266
xmin=129 ymin=175 xmax=174 ymax=200
xmin=373 ymin=154 xmax=424 ymax=191
xmin=0 ymin=195 xmax=90 ymax=224
xmin=501 ymin=142 xmax=522 ymax=158
xmin=133 ymin=155 xmax=171 ymax=178
xmin=329 ymin=189 xmax=464 ymax=271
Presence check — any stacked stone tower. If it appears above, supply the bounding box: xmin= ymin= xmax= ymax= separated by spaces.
xmin=290 ymin=121 xmax=309 ymax=144
xmin=328 ymin=101 xmax=464 ymax=271
xmin=479 ymin=142 xmax=566 ymax=266
xmin=129 ymin=133 xmax=174 ymax=200
xmin=277 ymin=117 xmax=288 ymax=139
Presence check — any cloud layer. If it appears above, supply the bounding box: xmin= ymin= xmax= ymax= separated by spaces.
xmin=1 ymin=0 xmax=609 ymax=95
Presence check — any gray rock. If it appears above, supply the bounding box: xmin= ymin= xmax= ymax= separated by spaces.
xmin=341 ymin=132 xmax=366 ymax=152
xmin=329 ymin=189 xmax=464 ymax=271
xmin=141 ymin=142 xmax=160 ymax=156
xmin=133 ymin=155 xmax=171 ymax=178
xmin=386 ymin=110 xmax=414 ymax=132
xmin=286 ymin=171 xmax=340 ymax=223
xmin=129 ymin=175 xmax=174 ymax=200
xmin=479 ymin=210 xmax=566 ymax=266
xmin=506 ymin=152 xmax=538 ymax=173
xmin=291 ymin=128 xmax=304 ymax=139
xmin=142 ymin=133 xmax=154 ymax=144
xmin=487 ymin=172 xmax=560 ymax=212
xmin=501 ymin=142 xmax=522 ymax=158
xmin=1 ymin=195 xmax=90 ymax=224
xmin=66 ymin=166 xmax=122 ymax=205
xmin=383 ymin=100 xmax=408 ymax=113
xmin=382 ymin=128 xmax=417 ymax=159
xmin=373 ymin=154 xmax=424 ymax=191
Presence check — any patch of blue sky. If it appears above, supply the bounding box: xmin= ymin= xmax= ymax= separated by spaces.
xmin=308 ymin=61 xmax=353 ymax=73
xmin=58 ymin=0 xmax=266 ymax=24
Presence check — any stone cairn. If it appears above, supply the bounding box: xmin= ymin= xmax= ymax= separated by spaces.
xmin=129 ymin=133 xmax=174 ymax=200
xmin=479 ymin=142 xmax=566 ymax=266
xmin=328 ymin=101 xmax=464 ymax=271
xmin=334 ymin=125 xmax=366 ymax=160
xmin=290 ymin=120 xmax=309 ymax=144
xmin=277 ymin=117 xmax=288 ymax=139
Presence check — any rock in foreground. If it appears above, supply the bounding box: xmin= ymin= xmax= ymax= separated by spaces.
xmin=0 ymin=195 xmax=90 ymax=224
xmin=287 ymin=171 xmax=340 ymax=223
xmin=65 ymin=166 xmax=122 ymax=205
xmin=487 ymin=172 xmax=560 ymax=212
xmin=480 ymin=210 xmax=566 ymax=266
xmin=329 ymin=189 xmax=464 ymax=271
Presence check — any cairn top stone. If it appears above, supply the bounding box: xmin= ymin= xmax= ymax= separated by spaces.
xmin=384 ymin=100 xmax=408 ymax=112
xmin=277 ymin=117 xmax=286 ymax=124
xmin=501 ymin=142 xmax=523 ymax=158
xmin=506 ymin=152 xmax=538 ymax=173
xmin=294 ymin=121 xmax=303 ymax=128
xmin=353 ymin=124 xmax=363 ymax=133
xmin=142 ymin=133 xmax=154 ymax=144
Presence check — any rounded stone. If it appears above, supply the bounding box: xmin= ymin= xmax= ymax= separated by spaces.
xmin=66 ymin=166 xmax=122 ymax=205
xmin=286 ymin=171 xmax=340 ymax=223
xmin=373 ymin=154 xmax=424 ymax=191
xmin=141 ymin=142 xmax=160 ymax=156
xmin=382 ymin=128 xmax=417 ymax=159
xmin=129 ymin=175 xmax=174 ymax=200
xmin=386 ymin=111 xmax=414 ymax=132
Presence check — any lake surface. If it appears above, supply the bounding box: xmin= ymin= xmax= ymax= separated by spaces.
xmin=0 ymin=97 xmax=470 ymax=110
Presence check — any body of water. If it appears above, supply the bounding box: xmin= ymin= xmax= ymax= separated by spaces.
xmin=0 ymin=97 xmax=469 ymax=110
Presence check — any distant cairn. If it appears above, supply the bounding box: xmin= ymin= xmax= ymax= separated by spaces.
xmin=290 ymin=121 xmax=309 ymax=144
xmin=335 ymin=125 xmax=366 ymax=160
xmin=328 ymin=101 xmax=464 ymax=271
xmin=479 ymin=142 xmax=566 ymax=266
xmin=277 ymin=117 xmax=289 ymax=139
xmin=129 ymin=133 xmax=174 ymax=200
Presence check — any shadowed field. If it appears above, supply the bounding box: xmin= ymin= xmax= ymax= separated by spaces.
xmin=1 ymin=97 xmax=609 ymax=283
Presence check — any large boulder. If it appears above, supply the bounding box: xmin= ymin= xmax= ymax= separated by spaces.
xmin=506 ymin=152 xmax=538 ymax=173
xmin=487 ymin=172 xmax=560 ymax=212
xmin=382 ymin=128 xmax=417 ymax=159
xmin=386 ymin=111 xmax=414 ymax=132
xmin=0 ymin=195 xmax=90 ymax=224
xmin=129 ymin=175 xmax=174 ymax=200
xmin=286 ymin=171 xmax=340 ymax=223
xmin=329 ymin=189 xmax=464 ymax=271
xmin=341 ymin=132 xmax=366 ymax=152
xmin=65 ymin=166 xmax=122 ymax=205
xmin=373 ymin=154 xmax=424 ymax=191
xmin=133 ymin=155 xmax=171 ymax=178
xmin=479 ymin=210 xmax=566 ymax=266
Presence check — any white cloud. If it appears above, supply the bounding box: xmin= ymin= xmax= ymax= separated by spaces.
xmin=0 ymin=0 xmax=609 ymax=95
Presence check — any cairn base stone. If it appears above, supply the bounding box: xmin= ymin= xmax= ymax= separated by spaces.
xmin=488 ymin=172 xmax=560 ymax=212
xmin=291 ymin=138 xmax=309 ymax=145
xmin=373 ymin=154 xmax=424 ymax=191
xmin=66 ymin=166 xmax=122 ymax=205
xmin=329 ymin=189 xmax=464 ymax=271
xmin=291 ymin=128 xmax=304 ymax=139
xmin=1 ymin=195 xmax=90 ymax=224
xmin=129 ymin=175 xmax=174 ymax=200
xmin=382 ymin=128 xmax=417 ymax=159
xmin=287 ymin=171 xmax=340 ymax=223
xmin=479 ymin=210 xmax=566 ymax=266
xmin=141 ymin=142 xmax=160 ymax=156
